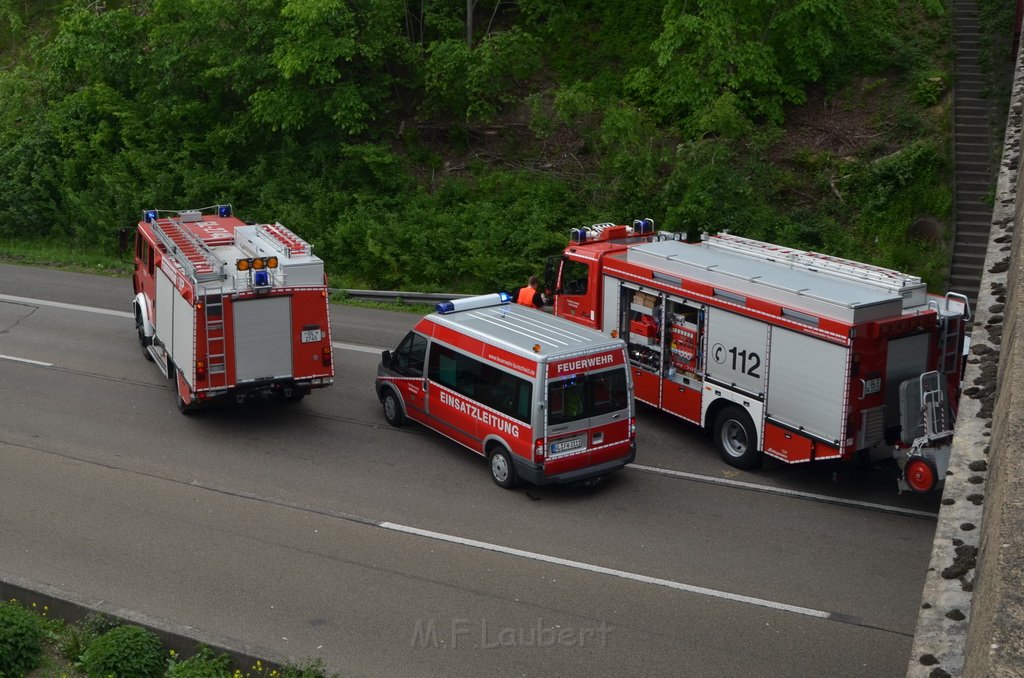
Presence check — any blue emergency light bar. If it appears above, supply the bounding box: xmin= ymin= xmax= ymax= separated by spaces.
xmin=253 ymin=269 xmax=270 ymax=287
xmin=217 ymin=204 xmax=232 ymax=218
xmin=632 ymin=217 xmax=655 ymax=234
xmin=143 ymin=209 xmax=158 ymax=223
xmin=436 ymin=292 xmax=512 ymax=314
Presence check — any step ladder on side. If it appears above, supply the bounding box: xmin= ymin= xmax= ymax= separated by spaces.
xmin=200 ymin=283 xmax=227 ymax=384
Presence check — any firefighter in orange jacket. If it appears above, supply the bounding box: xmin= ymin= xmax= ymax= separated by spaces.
xmin=516 ymin=275 xmax=544 ymax=309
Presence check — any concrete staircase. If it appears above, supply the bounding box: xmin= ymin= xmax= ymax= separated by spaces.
xmin=949 ymin=0 xmax=999 ymax=307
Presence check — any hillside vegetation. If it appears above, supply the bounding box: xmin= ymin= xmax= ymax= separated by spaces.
xmin=0 ymin=0 xmax=1010 ymax=293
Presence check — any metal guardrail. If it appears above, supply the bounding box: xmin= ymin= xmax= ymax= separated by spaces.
xmin=328 ymin=288 xmax=472 ymax=304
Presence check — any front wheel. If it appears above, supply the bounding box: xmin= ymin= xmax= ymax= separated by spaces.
xmin=489 ymin=447 xmax=516 ymax=489
xmin=382 ymin=390 xmax=406 ymax=426
xmin=712 ymin=406 xmax=761 ymax=470
xmin=136 ymin=316 xmax=153 ymax=361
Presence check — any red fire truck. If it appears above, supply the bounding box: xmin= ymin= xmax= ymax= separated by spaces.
xmin=545 ymin=220 xmax=970 ymax=493
xmin=376 ymin=293 xmax=636 ymax=488
xmin=130 ymin=205 xmax=334 ymax=413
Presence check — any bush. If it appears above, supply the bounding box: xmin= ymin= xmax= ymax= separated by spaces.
xmin=0 ymin=600 xmax=45 ymax=676
xmin=166 ymin=645 xmax=233 ymax=678
xmin=80 ymin=624 xmax=165 ymax=678
xmin=58 ymin=612 xmax=121 ymax=664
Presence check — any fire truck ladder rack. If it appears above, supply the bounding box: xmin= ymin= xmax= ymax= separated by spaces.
xmin=909 ymin=371 xmax=952 ymax=454
xmin=258 ymin=222 xmax=312 ymax=258
xmin=151 ymin=217 xmax=224 ymax=283
xmin=704 ymin=233 xmax=922 ymax=295
xmin=201 ymin=284 xmax=226 ymax=377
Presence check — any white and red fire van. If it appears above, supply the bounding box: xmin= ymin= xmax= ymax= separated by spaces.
xmin=375 ymin=293 xmax=636 ymax=488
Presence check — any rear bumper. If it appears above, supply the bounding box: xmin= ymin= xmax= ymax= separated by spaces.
xmin=513 ymin=442 xmax=636 ymax=486
xmin=198 ymin=376 xmax=333 ymax=400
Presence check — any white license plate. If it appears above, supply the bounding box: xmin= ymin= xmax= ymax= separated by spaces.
xmin=551 ymin=437 xmax=584 ymax=454
xmin=301 ymin=328 xmax=322 ymax=343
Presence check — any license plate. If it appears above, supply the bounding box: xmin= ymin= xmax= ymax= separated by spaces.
xmin=551 ymin=437 xmax=585 ymax=454
xmin=301 ymin=328 xmax=322 ymax=343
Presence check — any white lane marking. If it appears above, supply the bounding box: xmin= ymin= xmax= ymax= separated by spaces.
xmin=0 ymin=354 xmax=53 ymax=367
xmin=332 ymin=341 xmax=382 ymax=355
xmin=631 ymin=464 xmax=937 ymax=518
xmin=0 ymin=294 xmax=132 ymax=319
xmin=381 ymin=521 xmax=832 ymax=620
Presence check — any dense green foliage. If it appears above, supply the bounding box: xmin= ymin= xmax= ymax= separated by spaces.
xmin=0 ymin=0 xmax=1001 ymax=292
xmin=0 ymin=600 xmax=45 ymax=676
xmin=80 ymin=624 xmax=166 ymax=678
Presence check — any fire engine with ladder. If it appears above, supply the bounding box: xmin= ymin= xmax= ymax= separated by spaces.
xmin=130 ymin=205 xmax=334 ymax=413
xmin=545 ymin=220 xmax=971 ymax=493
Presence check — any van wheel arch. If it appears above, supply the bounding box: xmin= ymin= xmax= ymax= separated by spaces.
xmin=381 ymin=386 xmax=406 ymax=426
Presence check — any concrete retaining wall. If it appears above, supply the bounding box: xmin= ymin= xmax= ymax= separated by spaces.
xmin=908 ymin=31 xmax=1024 ymax=678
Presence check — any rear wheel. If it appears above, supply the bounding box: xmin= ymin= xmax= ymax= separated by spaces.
xmin=489 ymin=447 xmax=516 ymax=489
xmin=382 ymin=390 xmax=405 ymax=426
xmin=177 ymin=393 xmax=196 ymax=415
xmin=712 ymin=406 xmax=761 ymax=470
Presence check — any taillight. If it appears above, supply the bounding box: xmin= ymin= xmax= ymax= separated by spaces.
xmin=535 ymin=439 xmax=545 ymax=461
xmin=630 ymin=417 xmax=636 ymax=438
xmin=322 ymin=346 xmax=332 ymax=367
xmin=196 ymin=360 xmax=206 ymax=380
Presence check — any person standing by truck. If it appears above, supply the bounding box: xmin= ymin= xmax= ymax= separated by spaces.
xmin=516 ymin=275 xmax=544 ymax=308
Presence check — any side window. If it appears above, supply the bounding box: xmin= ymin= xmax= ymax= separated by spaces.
xmin=427 ymin=344 xmax=480 ymax=399
xmin=477 ymin=363 xmax=533 ymax=423
xmin=560 ymin=259 xmax=590 ymax=296
xmin=147 ymin=243 xmax=155 ymax=276
xmin=391 ymin=332 xmax=427 ymax=377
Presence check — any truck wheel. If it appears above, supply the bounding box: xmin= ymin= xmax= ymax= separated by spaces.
xmin=177 ymin=393 xmax=196 ymax=415
xmin=489 ymin=447 xmax=516 ymax=489
xmin=136 ymin=317 xmax=153 ymax=361
xmin=713 ymin=406 xmax=761 ymax=470
xmin=382 ymin=390 xmax=405 ymax=426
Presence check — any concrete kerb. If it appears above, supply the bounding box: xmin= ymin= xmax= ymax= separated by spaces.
xmin=907 ymin=31 xmax=1024 ymax=678
xmin=0 ymin=572 xmax=294 ymax=675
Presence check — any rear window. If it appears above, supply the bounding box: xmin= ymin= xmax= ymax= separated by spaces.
xmin=547 ymin=368 xmax=629 ymax=425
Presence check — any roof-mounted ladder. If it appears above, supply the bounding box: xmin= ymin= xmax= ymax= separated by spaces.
xmin=703 ymin=232 xmax=922 ymax=294
xmin=257 ymin=222 xmax=311 ymax=258
xmin=151 ymin=217 xmax=224 ymax=282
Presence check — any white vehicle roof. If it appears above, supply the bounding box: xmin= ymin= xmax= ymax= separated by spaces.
xmin=424 ymin=296 xmax=624 ymax=363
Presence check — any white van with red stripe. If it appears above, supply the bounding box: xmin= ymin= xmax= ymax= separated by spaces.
xmin=376 ymin=293 xmax=636 ymax=488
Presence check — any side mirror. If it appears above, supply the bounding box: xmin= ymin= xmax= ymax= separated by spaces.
xmin=381 ymin=350 xmax=392 ymax=369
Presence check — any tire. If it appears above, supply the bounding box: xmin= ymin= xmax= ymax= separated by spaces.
xmin=382 ymin=389 xmax=406 ymax=426
xmin=712 ymin=406 xmax=761 ymax=470
xmin=903 ymin=456 xmax=938 ymax=493
xmin=137 ymin=316 xmax=154 ymax=361
xmin=177 ymin=393 xmax=196 ymax=415
xmin=489 ymin=447 xmax=516 ymax=489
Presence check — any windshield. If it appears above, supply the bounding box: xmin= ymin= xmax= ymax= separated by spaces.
xmin=547 ymin=368 xmax=629 ymax=425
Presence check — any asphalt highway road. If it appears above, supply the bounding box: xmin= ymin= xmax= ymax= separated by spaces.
xmin=0 ymin=262 xmax=942 ymax=677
